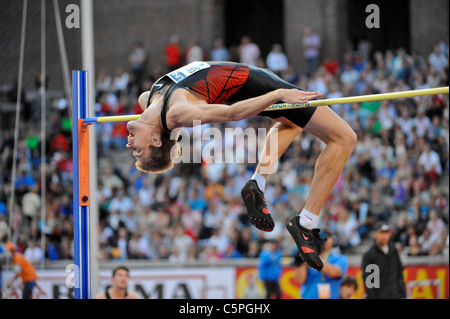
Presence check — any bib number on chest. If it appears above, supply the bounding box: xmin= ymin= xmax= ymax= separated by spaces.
xmin=167 ymin=61 xmax=211 ymax=83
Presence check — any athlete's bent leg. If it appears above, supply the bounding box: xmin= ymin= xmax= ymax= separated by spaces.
xmin=287 ymin=106 xmax=356 ymax=271
xmin=256 ymin=120 xmax=303 ymax=178
xmin=242 ymin=120 xmax=303 ymax=232
xmin=302 ymin=106 xmax=357 ymax=217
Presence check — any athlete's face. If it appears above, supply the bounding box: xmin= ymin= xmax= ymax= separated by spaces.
xmin=126 ymin=92 xmax=162 ymax=162
xmin=126 ymin=119 xmax=152 ymax=162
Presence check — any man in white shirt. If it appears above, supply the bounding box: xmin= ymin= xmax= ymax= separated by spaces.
xmin=418 ymin=143 xmax=442 ymax=176
xmin=109 ymin=188 xmax=134 ymax=216
xmin=414 ymin=110 xmax=432 ymax=138
xmin=238 ymin=36 xmax=260 ymax=66
xmin=23 ymin=241 xmax=44 ymax=264
xmin=303 ymin=27 xmax=321 ymax=77
xmin=266 ymin=44 xmax=289 ymax=76
xmin=428 ymin=45 xmax=448 ymax=73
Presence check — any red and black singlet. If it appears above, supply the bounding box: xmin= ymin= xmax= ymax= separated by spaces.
xmin=183 ymin=62 xmax=250 ymax=104
xmin=148 ymin=61 xmax=317 ymax=131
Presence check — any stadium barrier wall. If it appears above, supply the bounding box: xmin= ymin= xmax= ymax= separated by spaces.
xmin=2 ymin=257 xmax=448 ymax=299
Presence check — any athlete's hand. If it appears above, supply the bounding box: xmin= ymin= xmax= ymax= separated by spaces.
xmin=278 ymin=89 xmax=322 ymax=104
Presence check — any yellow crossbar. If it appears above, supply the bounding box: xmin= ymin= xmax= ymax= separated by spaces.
xmin=89 ymin=86 xmax=449 ymax=123
xmin=266 ymin=86 xmax=449 ymax=111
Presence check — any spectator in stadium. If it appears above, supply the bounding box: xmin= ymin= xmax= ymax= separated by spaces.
xmin=210 ymin=38 xmax=230 ymax=62
xmin=238 ymin=36 xmax=260 ymax=66
xmin=426 ymin=210 xmax=446 ymax=244
xmin=361 ymin=222 xmax=406 ymax=299
xmin=418 ymin=142 xmax=443 ymax=184
xmin=96 ymin=68 xmax=112 ymax=99
xmin=302 ymin=26 xmax=321 ymax=77
xmin=96 ymin=266 xmax=140 ymax=299
xmin=21 ymin=186 xmax=40 ymax=224
xmin=339 ymin=275 xmax=358 ymax=299
xmin=340 ymin=62 xmax=359 ymax=89
xmin=258 ymin=240 xmax=282 ymax=299
xmin=23 ymin=240 xmax=44 ymax=264
xmin=108 ymin=187 xmax=134 ymax=217
xmin=111 ymin=67 xmax=130 ymax=98
xmin=185 ymin=40 xmax=205 ymax=64
xmin=164 ymin=35 xmax=183 ymax=72
xmin=418 ymin=227 xmax=437 ymax=255
xmin=171 ymin=223 xmax=195 ymax=263
xmin=101 ymin=166 xmax=124 ymax=195
xmin=266 ymin=44 xmax=289 ymax=77
xmin=294 ymin=230 xmax=348 ymax=299
xmin=128 ymin=41 xmax=148 ymax=94
xmin=428 ymin=45 xmax=448 ymax=73
xmin=335 ymin=206 xmax=361 ymax=253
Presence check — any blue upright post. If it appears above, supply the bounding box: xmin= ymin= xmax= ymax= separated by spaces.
xmin=72 ymin=70 xmax=91 ymax=299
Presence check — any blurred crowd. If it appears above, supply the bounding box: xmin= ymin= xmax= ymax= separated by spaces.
xmin=0 ymin=33 xmax=448 ymax=266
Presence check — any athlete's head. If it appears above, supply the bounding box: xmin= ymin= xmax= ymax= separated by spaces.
xmin=132 ymin=128 xmax=180 ymax=174
xmin=126 ymin=91 xmax=180 ymax=174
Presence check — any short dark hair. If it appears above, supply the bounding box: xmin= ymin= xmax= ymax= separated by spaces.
xmin=340 ymin=275 xmax=358 ymax=289
xmin=136 ymin=131 xmax=180 ymax=174
xmin=112 ymin=266 xmax=130 ymax=277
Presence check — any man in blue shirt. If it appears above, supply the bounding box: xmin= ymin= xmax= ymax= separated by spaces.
xmin=258 ymin=240 xmax=282 ymax=299
xmin=294 ymin=230 xmax=348 ymax=299
xmin=187 ymin=189 xmax=207 ymax=214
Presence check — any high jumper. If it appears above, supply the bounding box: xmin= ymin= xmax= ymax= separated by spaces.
xmin=72 ymin=62 xmax=448 ymax=294
xmin=126 ymin=60 xmax=355 ymax=271
xmin=123 ymin=61 xmax=448 ymax=271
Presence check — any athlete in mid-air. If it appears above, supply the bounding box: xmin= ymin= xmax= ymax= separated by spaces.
xmin=126 ymin=61 xmax=357 ymax=270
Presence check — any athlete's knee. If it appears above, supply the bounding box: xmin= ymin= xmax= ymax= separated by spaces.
xmin=340 ymin=127 xmax=357 ymax=154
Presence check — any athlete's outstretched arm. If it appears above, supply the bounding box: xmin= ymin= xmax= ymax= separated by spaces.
xmin=170 ymin=89 xmax=321 ymax=127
